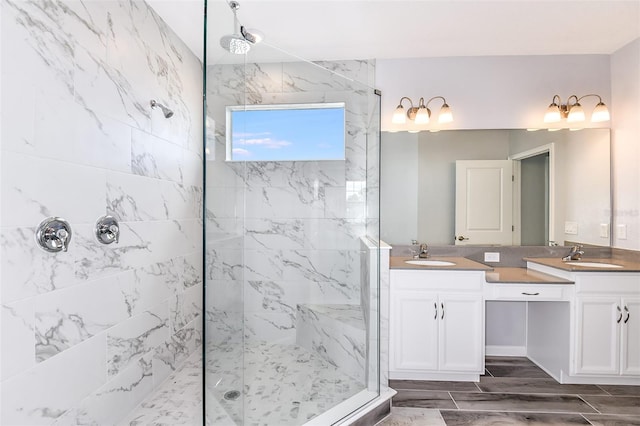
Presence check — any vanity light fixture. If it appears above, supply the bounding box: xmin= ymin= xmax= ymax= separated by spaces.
xmin=392 ymin=96 xmax=453 ymax=125
xmin=543 ymin=94 xmax=610 ymax=124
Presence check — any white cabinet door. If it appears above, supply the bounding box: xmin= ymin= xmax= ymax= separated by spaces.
xmin=438 ymin=293 xmax=484 ymax=372
xmin=620 ymin=297 xmax=640 ymax=376
xmin=575 ymin=296 xmax=620 ymax=375
xmin=390 ymin=290 xmax=438 ymax=371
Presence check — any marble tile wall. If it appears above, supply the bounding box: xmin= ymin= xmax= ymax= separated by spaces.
xmin=0 ymin=1 xmax=203 ymax=424
xmin=205 ymin=58 xmax=378 ymax=346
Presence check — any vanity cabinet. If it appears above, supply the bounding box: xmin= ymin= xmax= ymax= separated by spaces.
xmin=574 ymin=289 xmax=640 ymax=377
xmin=389 ymin=270 xmax=484 ymax=381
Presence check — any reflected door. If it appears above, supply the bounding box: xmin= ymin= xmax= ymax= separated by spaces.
xmin=455 ymin=160 xmax=513 ymax=245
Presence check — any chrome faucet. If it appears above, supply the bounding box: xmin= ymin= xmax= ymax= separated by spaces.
xmin=418 ymin=243 xmax=429 ymax=258
xmin=562 ymin=245 xmax=584 ymax=261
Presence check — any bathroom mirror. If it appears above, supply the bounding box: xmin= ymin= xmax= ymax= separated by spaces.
xmin=381 ymin=128 xmax=611 ymax=247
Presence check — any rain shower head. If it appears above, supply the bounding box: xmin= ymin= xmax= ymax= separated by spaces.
xmin=150 ymin=99 xmax=174 ymax=118
xmin=220 ymin=1 xmax=262 ymax=55
xmin=220 ymin=34 xmax=251 ymax=55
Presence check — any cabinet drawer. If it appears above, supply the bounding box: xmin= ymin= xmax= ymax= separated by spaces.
xmin=391 ymin=270 xmax=484 ymax=291
xmin=576 ymin=273 xmax=640 ymax=294
xmin=484 ymin=284 xmax=573 ymax=301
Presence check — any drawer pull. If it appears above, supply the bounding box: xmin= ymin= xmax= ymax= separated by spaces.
xmin=624 ymin=306 xmax=630 ymax=324
xmin=441 ymin=302 xmax=445 ymax=320
xmin=521 ymin=292 xmax=540 ymax=296
xmin=617 ymin=306 xmax=622 ymax=323
xmin=434 ymin=302 xmax=437 ymax=320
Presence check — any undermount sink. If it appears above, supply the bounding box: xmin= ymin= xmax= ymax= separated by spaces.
xmin=565 ymin=261 xmax=623 ymax=269
xmin=405 ymin=259 xmax=456 ymax=267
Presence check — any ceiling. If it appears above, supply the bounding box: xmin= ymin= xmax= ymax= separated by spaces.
xmin=149 ymin=0 xmax=640 ymax=63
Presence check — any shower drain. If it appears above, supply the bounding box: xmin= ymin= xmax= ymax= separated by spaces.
xmin=224 ymin=390 xmax=241 ymax=401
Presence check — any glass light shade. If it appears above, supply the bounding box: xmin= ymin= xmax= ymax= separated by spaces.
xmin=567 ymin=103 xmax=585 ymax=122
xmin=544 ymin=104 xmax=562 ymax=123
xmin=392 ymin=105 xmax=406 ymax=124
xmin=414 ymin=107 xmax=430 ymax=124
xmin=591 ymin=102 xmax=610 ymax=122
xmin=438 ymin=104 xmax=453 ymax=123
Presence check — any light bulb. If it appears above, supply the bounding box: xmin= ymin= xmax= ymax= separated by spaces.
xmin=438 ymin=104 xmax=453 ymax=123
xmin=544 ymin=103 xmax=562 ymax=123
xmin=567 ymin=103 xmax=585 ymax=122
xmin=392 ymin=105 xmax=406 ymax=124
xmin=591 ymin=102 xmax=610 ymax=122
xmin=415 ymin=107 xmax=430 ymax=124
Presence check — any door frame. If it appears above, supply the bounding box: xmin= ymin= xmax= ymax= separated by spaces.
xmin=510 ymin=143 xmax=555 ymax=246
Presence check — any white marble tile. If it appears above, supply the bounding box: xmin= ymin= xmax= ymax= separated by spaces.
xmin=0 ymin=151 xmax=107 ymax=228
xmin=244 ymin=248 xmax=359 ymax=288
xmin=205 ymin=247 xmax=244 ymax=281
xmin=244 ymin=218 xmax=307 ymax=250
xmin=170 ymin=283 xmax=203 ymax=333
xmin=305 ymin=218 xmax=365 ymax=250
xmin=1 ymin=335 xmax=107 ymax=426
xmin=1 ymin=299 xmax=35 ymax=381
xmin=72 ymin=108 xmax=133 ymax=173
xmin=244 ymin=185 xmax=326 ymax=219
xmin=107 ymin=172 xmax=165 ymax=222
xmin=296 ymin=304 xmax=366 ymax=384
xmin=107 ymin=305 xmax=170 ymax=378
xmin=153 ymin=318 xmax=202 ymax=385
xmin=183 ymin=252 xmax=204 ymax=291
xmin=0 ymin=222 xmax=131 ymax=303
xmin=34 ymin=274 xmax=131 ymax=362
xmin=244 ymin=161 xmax=345 ymax=188
xmin=53 ymin=355 xmax=154 ymax=426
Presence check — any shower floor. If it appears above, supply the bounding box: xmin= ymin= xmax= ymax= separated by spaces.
xmin=119 ymin=342 xmax=363 ymax=426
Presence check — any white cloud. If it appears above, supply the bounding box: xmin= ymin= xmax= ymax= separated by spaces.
xmin=232 ymin=148 xmax=251 ymax=156
xmin=236 ymin=137 xmax=292 ymax=149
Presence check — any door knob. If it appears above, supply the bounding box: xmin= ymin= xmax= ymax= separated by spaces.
xmin=457 ymin=235 xmax=469 ymax=241
xmin=36 ymin=217 xmax=72 ymax=253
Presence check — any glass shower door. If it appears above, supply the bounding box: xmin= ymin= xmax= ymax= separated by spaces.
xmin=204 ymin=5 xmax=381 ymax=422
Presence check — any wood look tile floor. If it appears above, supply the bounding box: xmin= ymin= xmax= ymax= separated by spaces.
xmin=379 ymin=357 xmax=640 ymax=425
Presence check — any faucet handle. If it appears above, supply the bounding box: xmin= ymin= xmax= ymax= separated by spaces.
xmin=95 ymin=215 xmax=120 ymax=245
xmin=36 ymin=217 xmax=72 ymax=253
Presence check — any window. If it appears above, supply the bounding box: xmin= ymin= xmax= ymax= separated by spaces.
xmin=226 ymin=103 xmax=345 ymax=161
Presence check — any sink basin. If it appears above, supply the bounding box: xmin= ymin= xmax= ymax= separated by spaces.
xmin=565 ymin=261 xmax=623 ymax=269
xmin=405 ymin=260 xmax=456 ymax=267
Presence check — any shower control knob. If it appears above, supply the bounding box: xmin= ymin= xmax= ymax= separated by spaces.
xmin=36 ymin=217 xmax=72 ymax=253
xmin=95 ymin=215 xmax=120 ymax=244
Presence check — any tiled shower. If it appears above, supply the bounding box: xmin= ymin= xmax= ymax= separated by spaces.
xmin=0 ymin=1 xmax=382 ymax=425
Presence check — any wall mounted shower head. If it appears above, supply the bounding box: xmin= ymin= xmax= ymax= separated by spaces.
xmin=150 ymin=99 xmax=174 ymax=118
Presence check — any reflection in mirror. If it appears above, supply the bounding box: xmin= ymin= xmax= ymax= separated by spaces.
xmin=381 ymin=129 xmax=611 ymax=247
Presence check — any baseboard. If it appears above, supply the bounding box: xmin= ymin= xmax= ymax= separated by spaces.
xmin=485 ymin=345 xmax=527 ymax=356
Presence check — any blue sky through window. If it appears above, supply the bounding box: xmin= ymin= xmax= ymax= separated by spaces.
xmin=228 ymin=103 xmax=345 ymax=161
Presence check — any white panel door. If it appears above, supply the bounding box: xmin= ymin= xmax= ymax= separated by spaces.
xmin=438 ymin=293 xmax=484 ymax=372
xmin=621 ymin=297 xmax=640 ymax=376
xmin=455 ymin=160 xmax=513 ymax=245
xmin=390 ymin=290 xmax=439 ymax=371
xmin=575 ymin=296 xmax=620 ymax=375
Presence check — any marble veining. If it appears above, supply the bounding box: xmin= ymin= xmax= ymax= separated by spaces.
xmin=1 ymin=0 xmax=203 ymax=424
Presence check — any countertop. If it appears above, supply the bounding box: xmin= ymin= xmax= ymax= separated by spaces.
xmin=525 ymin=257 xmax=640 ymax=272
xmin=485 ymin=267 xmax=574 ymax=284
xmin=390 ymin=256 xmax=493 ymax=271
